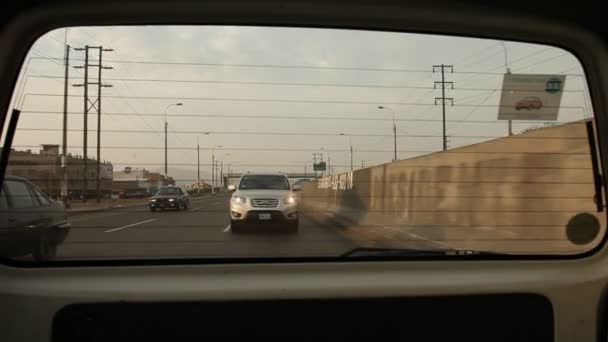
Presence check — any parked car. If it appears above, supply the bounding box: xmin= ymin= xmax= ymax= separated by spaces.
xmin=148 ymin=186 xmax=190 ymax=211
xmin=515 ymin=96 xmax=543 ymax=110
xmin=0 ymin=176 xmax=71 ymax=261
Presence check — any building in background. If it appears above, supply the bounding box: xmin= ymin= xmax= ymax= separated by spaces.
xmin=184 ymin=181 xmax=212 ymax=194
xmin=112 ymin=167 xmax=175 ymax=197
xmin=4 ymin=144 xmax=113 ymax=199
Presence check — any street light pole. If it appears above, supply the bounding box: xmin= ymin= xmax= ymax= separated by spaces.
xmin=164 ymin=103 xmax=183 ymax=179
xmin=197 ymin=132 xmax=210 ymax=192
xmin=197 ymin=142 xmax=200 ymax=190
xmin=350 ymin=143 xmax=353 ymax=171
xmin=340 ymin=133 xmax=353 ymax=171
xmin=502 ymin=41 xmax=513 ymax=136
xmin=378 ymin=106 xmax=397 ymax=161
xmin=211 ymin=145 xmax=222 ymax=193
xmin=220 ymin=153 xmax=231 ymax=188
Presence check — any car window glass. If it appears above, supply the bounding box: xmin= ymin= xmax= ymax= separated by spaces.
xmin=5 ymin=181 xmax=35 ymax=209
xmin=1 ymin=25 xmax=602 ymax=261
xmin=32 ymin=187 xmax=51 ymax=206
xmin=239 ymin=176 xmax=291 ymax=190
xmin=157 ymin=188 xmax=180 ymax=196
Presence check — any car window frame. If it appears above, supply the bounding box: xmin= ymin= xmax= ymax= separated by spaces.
xmin=0 ymin=2 xmax=606 ymax=264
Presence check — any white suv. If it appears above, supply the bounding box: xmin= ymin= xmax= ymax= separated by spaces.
xmin=228 ymin=174 xmax=299 ymax=233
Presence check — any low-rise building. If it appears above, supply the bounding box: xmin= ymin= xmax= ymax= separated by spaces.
xmin=4 ymin=144 xmax=113 ymax=199
xmin=112 ymin=167 xmax=176 ymax=196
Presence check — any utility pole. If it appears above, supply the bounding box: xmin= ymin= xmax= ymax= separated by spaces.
xmin=378 ymin=106 xmax=397 ymax=161
xmin=61 ymin=44 xmax=70 ymax=204
xmin=73 ymin=45 xmax=113 ymax=202
xmin=211 ymin=153 xmax=215 ymax=194
xmin=165 ymin=121 xmax=168 ymax=176
xmin=197 ymin=143 xmax=200 ymax=190
xmin=502 ymin=41 xmax=513 ymax=136
xmin=220 ymin=159 xmax=223 ymax=187
xmin=433 ymin=64 xmax=454 ymax=151
xmin=215 ymin=160 xmax=220 ymax=190
xmin=350 ymin=144 xmax=353 ymax=171
xmin=393 ymin=121 xmax=397 ymax=160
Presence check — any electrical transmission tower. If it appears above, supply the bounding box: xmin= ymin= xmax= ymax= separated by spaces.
xmin=73 ymin=45 xmax=113 ymax=202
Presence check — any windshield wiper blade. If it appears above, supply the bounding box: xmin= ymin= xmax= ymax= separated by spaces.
xmin=586 ymin=120 xmax=604 ymax=212
xmin=340 ymin=247 xmax=502 ymax=258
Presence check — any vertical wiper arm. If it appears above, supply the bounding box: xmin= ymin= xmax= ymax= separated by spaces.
xmin=586 ymin=120 xmax=604 ymax=212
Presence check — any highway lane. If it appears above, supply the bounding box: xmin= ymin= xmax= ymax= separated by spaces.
xmin=58 ymin=194 xmax=359 ymax=260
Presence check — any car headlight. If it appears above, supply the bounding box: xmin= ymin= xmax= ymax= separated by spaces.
xmin=284 ymin=196 xmax=296 ymax=205
xmin=150 ymin=199 xmax=157 ymax=202
xmin=232 ymin=196 xmax=246 ymax=204
xmin=168 ymin=198 xmax=175 ymax=202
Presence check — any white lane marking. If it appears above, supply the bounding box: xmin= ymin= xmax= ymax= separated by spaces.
xmin=105 ymin=219 xmax=156 ymax=233
xmin=188 ymin=207 xmax=200 ymax=211
xmin=223 ymin=225 xmax=231 ymax=232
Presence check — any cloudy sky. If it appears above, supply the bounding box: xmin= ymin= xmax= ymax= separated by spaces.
xmin=7 ymin=26 xmax=590 ymax=184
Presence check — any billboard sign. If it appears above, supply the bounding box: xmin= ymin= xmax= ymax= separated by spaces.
xmin=313 ymin=162 xmax=326 ymax=171
xmin=497 ymin=74 xmax=566 ymax=121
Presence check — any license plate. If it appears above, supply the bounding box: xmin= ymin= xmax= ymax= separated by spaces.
xmin=258 ymin=213 xmax=272 ymax=220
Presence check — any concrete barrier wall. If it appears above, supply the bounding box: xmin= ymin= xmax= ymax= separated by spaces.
xmin=301 ymin=120 xmax=605 ymax=254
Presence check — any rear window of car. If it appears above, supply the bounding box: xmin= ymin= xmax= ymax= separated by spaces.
xmin=157 ymin=188 xmax=180 ymax=196
xmin=239 ymin=176 xmax=291 ymax=190
xmin=0 ymin=25 xmax=604 ymax=263
xmin=4 ymin=181 xmax=34 ymax=209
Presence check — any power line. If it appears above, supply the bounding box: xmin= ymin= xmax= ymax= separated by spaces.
xmin=26 ymin=75 xmax=585 ymax=92
xmin=20 ymin=110 xmax=580 ymax=124
xmin=23 ymin=93 xmax=584 ymax=109
xmin=32 ymin=55 xmax=579 ymax=75
xmin=14 ymin=127 xmax=587 ymax=139
xmin=60 ymin=31 xmax=186 ymax=147
xmin=459 ymin=47 xmax=508 ymax=69
xmin=448 ymin=90 xmax=499 ymax=132
xmin=452 ymin=47 xmax=558 ymax=86
xmin=10 ymin=138 xmax=587 ymax=154
xmin=511 ymin=53 xmax=570 ymax=72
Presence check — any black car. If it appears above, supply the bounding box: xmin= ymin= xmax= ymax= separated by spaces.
xmin=148 ymin=186 xmax=190 ymax=211
xmin=0 ymin=176 xmax=71 ymax=261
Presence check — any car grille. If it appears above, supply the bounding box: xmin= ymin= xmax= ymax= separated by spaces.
xmin=251 ymin=198 xmax=279 ymax=208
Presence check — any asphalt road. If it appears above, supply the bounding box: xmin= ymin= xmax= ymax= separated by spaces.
xmin=58 ymin=194 xmax=360 ymax=260
xmin=51 ymin=192 xmax=584 ymax=261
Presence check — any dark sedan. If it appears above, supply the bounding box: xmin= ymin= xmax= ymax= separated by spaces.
xmin=149 ymin=186 xmax=190 ymax=211
xmin=0 ymin=176 xmax=71 ymax=261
